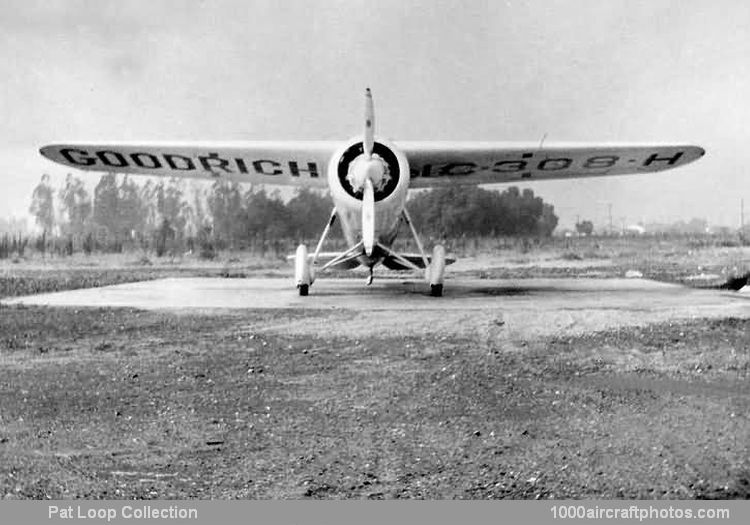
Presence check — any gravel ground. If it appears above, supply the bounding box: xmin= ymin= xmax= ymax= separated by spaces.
xmin=0 ymin=306 xmax=748 ymax=499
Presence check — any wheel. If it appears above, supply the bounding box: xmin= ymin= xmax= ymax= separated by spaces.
xmin=428 ymin=244 xmax=446 ymax=297
xmin=294 ymin=244 xmax=311 ymax=294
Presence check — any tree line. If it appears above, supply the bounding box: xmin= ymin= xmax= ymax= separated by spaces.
xmin=18 ymin=173 xmax=558 ymax=259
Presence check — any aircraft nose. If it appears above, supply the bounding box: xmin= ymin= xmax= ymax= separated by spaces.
xmin=349 ymin=156 xmax=385 ymax=192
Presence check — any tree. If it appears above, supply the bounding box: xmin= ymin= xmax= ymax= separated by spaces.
xmin=207 ymin=181 xmax=244 ymax=248
xmin=138 ymin=180 xmax=160 ymax=235
xmin=118 ymin=175 xmax=145 ymax=243
xmin=156 ymin=179 xmax=190 ymax=239
xmin=58 ymin=174 xmax=92 ymax=240
xmin=30 ymin=174 xmax=55 ymax=235
xmin=537 ymin=203 xmax=559 ymax=237
xmin=407 ymin=185 xmax=559 ymax=238
xmin=154 ymin=217 xmax=176 ymax=257
xmin=93 ymin=174 xmax=119 ymax=241
xmin=286 ymin=188 xmax=335 ymax=239
xmin=241 ymin=188 xmax=291 ymax=241
xmin=189 ymin=181 xmax=208 ymax=239
xmin=152 ymin=179 xmax=191 ymax=255
xmin=575 ymin=220 xmax=594 ymax=236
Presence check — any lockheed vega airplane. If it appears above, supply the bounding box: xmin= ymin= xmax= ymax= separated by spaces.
xmin=40 ymin=89 xmax=704 ymax=296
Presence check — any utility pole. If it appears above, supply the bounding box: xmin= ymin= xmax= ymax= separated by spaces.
xmin=742 ymin=198 xmax=745 ymax=230
xmin=608 ymin=203 xmax=613 ymax=234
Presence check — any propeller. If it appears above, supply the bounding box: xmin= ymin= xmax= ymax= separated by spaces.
xmin=362 ymin=177 xmax=375 ymax=256
xmin=353 ymin=88 xmax=380 ymax=256
xmin=364 ymin=87 xmax=375 ymax=159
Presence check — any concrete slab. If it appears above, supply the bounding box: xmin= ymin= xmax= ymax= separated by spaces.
xmin=0 ymin=276 xmax=745 ymax=310
xmin=3 ymin=277 xmax=749 ymax=339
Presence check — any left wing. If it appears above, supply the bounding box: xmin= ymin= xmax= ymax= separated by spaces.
xmin=39 ymin=142 xmax=340 ymax=187
xmin=397 ymin=142 xmax=705 ymax=187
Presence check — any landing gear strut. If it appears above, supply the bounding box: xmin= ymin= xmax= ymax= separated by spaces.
xmin=294 ymin=208 xmax=338 ymax=297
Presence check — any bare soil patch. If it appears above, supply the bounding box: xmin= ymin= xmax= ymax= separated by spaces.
xmin=1 ymin=307 xmax=747 ymax=499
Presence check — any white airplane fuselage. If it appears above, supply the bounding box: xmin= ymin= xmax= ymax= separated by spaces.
xmin=327 ymin=136 xmax=411 ymax=268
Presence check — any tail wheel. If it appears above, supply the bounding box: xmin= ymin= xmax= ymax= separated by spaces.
xmin=430 ymin=283 xmax=443 ymax=297
xmin=298 ymin=284 xmax=309 ymax=296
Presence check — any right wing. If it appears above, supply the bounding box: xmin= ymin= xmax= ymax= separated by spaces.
xmin=397 ymin=142 xmax=705 ymax=186
xmin=39 ymin=142 xmax=340 ymax=187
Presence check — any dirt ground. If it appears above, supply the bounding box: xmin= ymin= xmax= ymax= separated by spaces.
xmin=0 ymin=240 xmax=748 ymax=499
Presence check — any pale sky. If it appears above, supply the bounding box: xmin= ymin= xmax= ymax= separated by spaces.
xmin=2 ymin=0 xmax=749 ymax=230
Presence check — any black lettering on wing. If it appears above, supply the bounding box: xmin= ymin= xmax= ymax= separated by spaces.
xmin=253 ymin=160 xmax=283 ymax=175
xmin=130 ymin=153 xmax=162 ymax=169
xmin=163 ymin=154 xmax=196 ymax=171
xmin=538 ymin=158 xmax=572 ymax=171
xmin=235 ymin=159 xmax=249 ymax=173
xmin=289 ymin=161 xmax=319 ymax=177
xmin=492 ymin=160 xmax=527 ymax=173
xmin=410 ymin=164 xmax=433 ymax=178
xmin=643 ymin=151 xmax=683 ymax=166
xmin=60 ymin=148 xmax=95 ymax=166
xmin=438 ymin=163 xmax=477 ymax=176
xmin=583 ymin=156 xmax=619 ymax=169
xmin=97 ymin=150 xmax=128 ymax=168
xmin=199 ymin=153 xmax=233 ymax=174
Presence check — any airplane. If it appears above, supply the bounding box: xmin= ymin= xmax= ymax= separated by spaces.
xmin=39 ymin=89 xmax=704 ymax=297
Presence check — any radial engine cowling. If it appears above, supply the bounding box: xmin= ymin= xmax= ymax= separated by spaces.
xmin=327 ymin=137 xmax=410 ymax=207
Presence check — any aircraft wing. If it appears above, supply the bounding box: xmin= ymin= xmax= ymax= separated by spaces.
xmin=40 ymin=141 xmax=705 ymax=188
xmin=39 ymin=142 xmax=340 ymax=187
xmin=396 ymin=142 xmax=705 ymax=187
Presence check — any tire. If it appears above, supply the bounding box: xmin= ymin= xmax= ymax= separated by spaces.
xmin=298 ymin=284 xmax=309 ymax=296
xmin=430 ymin=283 xmax=443 ymax=297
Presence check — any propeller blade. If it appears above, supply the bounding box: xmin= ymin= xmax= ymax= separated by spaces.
xmin=363 ymin=88 xmax=375 ymax=159
xmin=362 ymin=177 xmax=375 ymax=256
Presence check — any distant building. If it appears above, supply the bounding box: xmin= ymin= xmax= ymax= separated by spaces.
xmin=624 ymin=224 xmax=645 ymax=235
